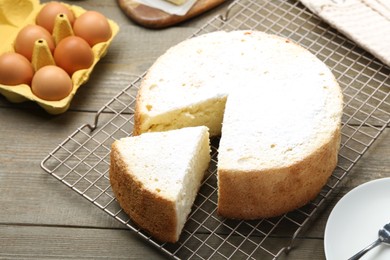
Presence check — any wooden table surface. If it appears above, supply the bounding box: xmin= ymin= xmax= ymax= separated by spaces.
xmin=1 ymin=0 xmax=389 ymax=259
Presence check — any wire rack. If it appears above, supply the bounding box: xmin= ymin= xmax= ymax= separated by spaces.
xmin=41 ymin=0 xmax=390 ymax=259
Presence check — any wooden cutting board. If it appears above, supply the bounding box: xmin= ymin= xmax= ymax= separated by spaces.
xmin=117 ymin=0 xmax=226 ymax=29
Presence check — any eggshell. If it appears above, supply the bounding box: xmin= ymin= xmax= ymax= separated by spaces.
xmin=0 ymin=52 xmax=34 ymax=85
xmin=36 ymin=1 xmax=75 ymax=33
xmin=14 ymin=24 xmax=55 ymax=61
xmin=73 ymin=11 xmax=112 ymax=46
xmin=31 ymin=65 xmax=72 ymax=101
xmin=54 ymin=36 xmax=94 ymax=75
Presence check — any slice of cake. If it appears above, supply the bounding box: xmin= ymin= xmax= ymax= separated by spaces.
xmin=133 ymin=30 xmax=343 ymax=219
xmin=109 ymin=126 xmax=210 ymax=242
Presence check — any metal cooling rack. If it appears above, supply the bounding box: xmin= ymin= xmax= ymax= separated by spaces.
xmin=41 ymin=0 xmax=390 ymax=259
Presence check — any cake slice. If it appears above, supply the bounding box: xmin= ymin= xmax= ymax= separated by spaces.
xmin=109 ymin=126 xmax=210 ymax=243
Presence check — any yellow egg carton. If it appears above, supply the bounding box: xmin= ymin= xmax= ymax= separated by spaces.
xmin=0 ymin=0 xmax=119 ymax=114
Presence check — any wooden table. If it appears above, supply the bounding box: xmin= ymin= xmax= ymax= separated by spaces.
xmin=1 ymin=0 xmax=389 ymax=259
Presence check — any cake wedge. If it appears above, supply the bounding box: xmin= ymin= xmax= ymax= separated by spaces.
xmin=109 ymin=126 xmax=210 ymax=243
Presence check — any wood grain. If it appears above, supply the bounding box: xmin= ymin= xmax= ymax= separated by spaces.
xmin=0 ymin=225 xmax=165 ymax=259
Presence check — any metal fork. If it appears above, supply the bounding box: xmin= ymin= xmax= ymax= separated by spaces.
xmin=348 ymin=222 xmax=390 ymax=260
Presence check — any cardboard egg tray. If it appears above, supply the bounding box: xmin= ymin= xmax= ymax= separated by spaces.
xmin=0 ymin=0 xmax=119 ymax=114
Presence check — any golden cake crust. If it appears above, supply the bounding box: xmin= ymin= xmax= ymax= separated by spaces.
xmin=110 ymin=142 xmax=178 ymax=243
xmin=217 ymin=128 xmax=341 ymax=219
xmin=130 ymin=30 xmax=343 ymax=220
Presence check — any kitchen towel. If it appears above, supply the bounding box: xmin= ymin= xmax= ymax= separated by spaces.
xmin=300 ymin=0 xmax=390 ymax=67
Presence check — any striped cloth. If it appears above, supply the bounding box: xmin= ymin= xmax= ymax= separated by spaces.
xmin=300 ymin=0 xmax=390 ymax=67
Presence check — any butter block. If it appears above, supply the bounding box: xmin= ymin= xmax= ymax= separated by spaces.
xmin=165 ymin=0 xmax=187 ymax=5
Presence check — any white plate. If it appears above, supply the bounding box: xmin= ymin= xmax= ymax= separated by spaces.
xmin=325 ymin=178 xmax=390 ymax=260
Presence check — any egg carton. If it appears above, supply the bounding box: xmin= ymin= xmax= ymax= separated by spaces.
xmin=0 ymin=0 xmax=119 ymax=114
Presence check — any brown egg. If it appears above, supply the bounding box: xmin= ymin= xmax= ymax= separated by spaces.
xmin=0 ymin=52 xmax=34 ymax=86
xmin=31 ymin=65 xmax=72 ymax=101
xmin=73 ymin=11 xmax=112 ymax=46
xmin=14 ymin=25 xmax=55 ymax=61
xmin=54 ymin=36 xmax=94 ymax=75
xmin=36 ymin=1 xmax=75 ymax=34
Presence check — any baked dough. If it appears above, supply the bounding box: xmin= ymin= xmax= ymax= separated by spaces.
xmin=110 ymin=126 xmax=210 ymax=242
xmin=133 ymin=30 xmax=343 ymax=219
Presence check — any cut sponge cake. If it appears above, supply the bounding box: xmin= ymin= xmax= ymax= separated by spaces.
xmin=134 ymin=30 xmax=343 ymax=219
xmin=218 ymin=84 xmax=342 ymax=218
xmin=109 ymin=126 xmax=210 ymax=242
